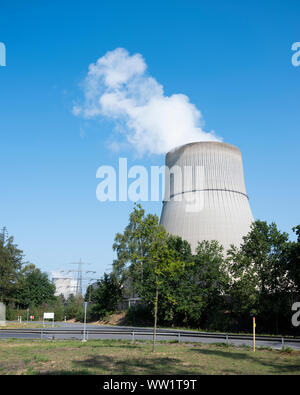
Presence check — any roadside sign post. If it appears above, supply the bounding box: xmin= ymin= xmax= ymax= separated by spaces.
xmin=82 ymin=302 xmax=88 ymax=342
xmin=43 ymin=312 xmax=55 ymax=327
xmin=0 ymin=302 xmax=6 ymax=326
xmin=253 ymin=317 xmax=256 ymax=352
xmin=26 ymin=308 xmax=29 ymax=324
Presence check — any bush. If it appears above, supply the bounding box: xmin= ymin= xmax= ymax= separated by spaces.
xmin=5 ymin=304 xmax=16 ymax=320
xmin=75 ymin=307 xmax=84 ymax=322
xmin=75 ymin=304 xmax=93 ymax=323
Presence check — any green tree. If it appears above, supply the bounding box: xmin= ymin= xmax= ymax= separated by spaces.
xmin=227 ymin=220 xmax=291 ymax=333
xmin=225 ymin=246 xmax=259 ymax=331
xmin=15 ymin=265 xmax=56 ymax=308
xmin=112 ymin=204 xmax=147 ymax=299
xmin=53 ymin=294 xmax=65 ymax=321
xmin=65 ymin=294 xmax=83 ymax=320
xmin=136 ymin=213 xmax=185 ymax=351
xmin=288 ymin=225 xmax=300 ymax=294
xmin=141 ymin=238 xmax=228 ymax=330
xmin=0 ymin=227 xmax=25 ymax=303
xmin=154 ymin=235 xmax=193 ymax=326
xmin=114 ymin=205 xmax=185 ymax=351
xmin=192 ymin=240 xmax=229 ymax=329
xmin=88 ymin=273 xmax=122 ymax=319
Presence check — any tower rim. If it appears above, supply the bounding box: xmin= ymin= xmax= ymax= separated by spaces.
xmin=166 ymin=141 xmax=241 ymax=159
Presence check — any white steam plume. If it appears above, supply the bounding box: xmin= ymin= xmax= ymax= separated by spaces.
xmin=73 ymin=48 xmax=221 ymax=155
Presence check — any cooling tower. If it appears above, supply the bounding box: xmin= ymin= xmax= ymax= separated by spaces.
xmin=160 ymin=142 xmax=254 ymax=252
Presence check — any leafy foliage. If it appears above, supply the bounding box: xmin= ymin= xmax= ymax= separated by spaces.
xmin=288 ymin=225 xmax=300 ymax=293
xmin=15 ymin=265 xmax=56 ymax=308
xmin=113 ymin=206 xmax=300 ymax=335
xmin=0 ymin=227 xmax=24 ymax=303
xmin=0 ymin=227 xmax=55 ymax=309
xmin=87 ymin=273 xmax=122 ymax=320
xmin=2 ymin=211 xmax=300 ymax=335
xmin=227 ymin=221 xmax=296 ymax=333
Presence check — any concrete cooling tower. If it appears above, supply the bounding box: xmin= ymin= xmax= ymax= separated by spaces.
xmin=160 ymin=142 xmax=254 ymax=252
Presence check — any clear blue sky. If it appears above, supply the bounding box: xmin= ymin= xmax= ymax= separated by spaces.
xmin=0 ymin=1 xmax=299 ymax=280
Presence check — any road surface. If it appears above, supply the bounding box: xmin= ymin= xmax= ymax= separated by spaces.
xmin=1 ymin=321 xmax=299 ymax=350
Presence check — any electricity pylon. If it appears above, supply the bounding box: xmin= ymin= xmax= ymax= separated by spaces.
xmin=61 ymin=259 xmax=97 ymax=297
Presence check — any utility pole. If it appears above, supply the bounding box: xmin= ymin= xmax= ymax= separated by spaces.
xmin=53 ymin=261 xmax=98 ymax=300
xmin=253 ymin=317 xmax=256 ymax=352
xmin=82 ymin=301 xmax=88 ymax=342
xmin=70 ymin=259 xmax=86 ymax=296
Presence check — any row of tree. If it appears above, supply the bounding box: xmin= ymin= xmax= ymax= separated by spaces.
xmin=0 ymin=227 xmax=106 ymax=322
xmin=0 ymin=227 xmax=56 ymax=309
xmin=0 ymin=226 xmax=122 ymax=323
xmin=110 ymin=204 xmax=300 ymax=335
xmin=2 ymin=206 xmax=300 ymax=336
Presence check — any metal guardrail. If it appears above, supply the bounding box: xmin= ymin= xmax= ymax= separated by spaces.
xmin=1 ymin=328 xmax=300 ymax=345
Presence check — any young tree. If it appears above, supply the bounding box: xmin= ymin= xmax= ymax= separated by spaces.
xmin=113 ymin=204 xmax=185 ymax=351
xmin=142 ymin=216 xmax=185 ymax=350
xmin=112 ymin=204 xmax=147 ymax=296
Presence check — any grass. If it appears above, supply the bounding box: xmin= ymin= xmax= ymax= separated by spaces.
xmin=0 ymin=323 xmax=57 ymax=329
xmin=0 ymin=338 xmax=300 ymax=375
xmin=152 ymin=325 xmax=300 ymax=339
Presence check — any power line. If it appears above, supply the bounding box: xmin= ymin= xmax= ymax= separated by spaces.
xmin=60 ymin=258 xmax=97 ymax=297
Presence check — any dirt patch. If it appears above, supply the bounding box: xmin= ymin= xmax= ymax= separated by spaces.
xmin=66 ymin=312 xmax=127 ymax=326
xmin=90 ymin=312 xmax=127 ymax=326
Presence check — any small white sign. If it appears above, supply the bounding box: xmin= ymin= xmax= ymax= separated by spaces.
xmin=43 ymin=312 xmax=54 ymax=319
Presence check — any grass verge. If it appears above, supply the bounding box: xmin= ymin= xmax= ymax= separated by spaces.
xmin=0 ymin=338 xmax=300 ymax=375
xmin=0 ymin=323 xmax=58 ymax=329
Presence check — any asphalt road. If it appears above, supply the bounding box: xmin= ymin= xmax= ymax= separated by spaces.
xmin=1 ymin=321 xmax=300 ymax=350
